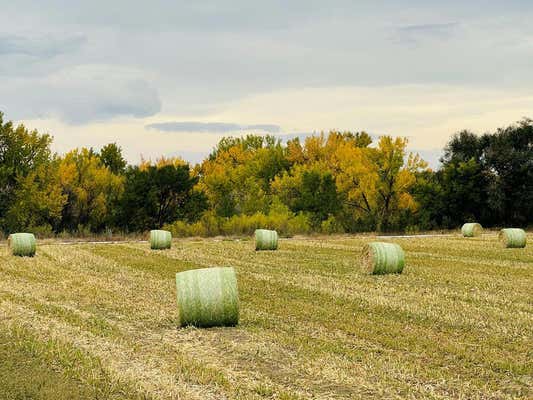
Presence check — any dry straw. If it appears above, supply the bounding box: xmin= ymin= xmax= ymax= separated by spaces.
xmin=499 ymin=228 xmax=527 ymax=248
xmin=175 ymin=267 xmax=239 ymax=327
xmin=255 ymin=229 xmax=278 ymax=250
xmin=361 ymin=242 xmax=405 ymax=274
xmin=150 ymin=230 xmax=172 ymax=250
xmin=461 ymin=223 xmax=483 ymax=237
xmin=8 ymin=233 xmax=36 ymax=257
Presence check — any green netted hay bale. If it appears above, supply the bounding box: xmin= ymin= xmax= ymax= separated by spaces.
xmin=499 ymin=228 xmax=527 ymax=248
xmin=361 ymin=242 xmax=405 ymax=274
xmin=175 ymin=267 xmax=239 ymax=327
xmin=461 ymin=223 xmax=483 ymax=237
xmin=150 ymin=230 xmax=172 ymax=250
xmin=255 ymin=229 xmax=278 ymax=250
xmin=8 ymin=233 xmax=36 ymax=257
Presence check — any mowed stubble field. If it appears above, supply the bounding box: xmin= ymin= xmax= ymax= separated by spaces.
xmin=0 ymin=234 xmax=531 ymax=399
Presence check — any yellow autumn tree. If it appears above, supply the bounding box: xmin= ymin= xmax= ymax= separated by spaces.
xmin=371 ymin=137 xmax=427 ymax=230
xmin=331 ymin=136 xmax=427 ymax=231
xmin=139 ymin=155 xmax=188 ymax=171
xmin=286 ymin=138 xmax=305 ymax=164
xmin=197 ymin=131 xmax=428 ymax=232
xmin=58 ymin=148 xmax=124 ymax=231
xmin=199 ymin=135 xmax=287 ymax=216
xmin=330 ymin=139 xmax=378 ymax=219
xmin=4 ymin=160 xmax=66 ymax=233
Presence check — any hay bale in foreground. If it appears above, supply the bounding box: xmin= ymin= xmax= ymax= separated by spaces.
xmin=461 ymin=223 xmax=483 ymax=237
xmin=8 ymin=233 xmax=36 ymax=257
xmin=361 ymin=242 xmax=405 ymax=274
xmin=499 ymin=228 xmax=526 ymax=248
xmin=150 ymin=229 xmax=172 ymax=250
xmin=175 ymin=267 xmax=239 ymax=327
xmin=255 ymin=229 xmax=278 ymax=250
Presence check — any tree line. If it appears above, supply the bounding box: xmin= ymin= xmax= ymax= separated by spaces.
xmin=0 ymin=111 xmax=531 ymax=237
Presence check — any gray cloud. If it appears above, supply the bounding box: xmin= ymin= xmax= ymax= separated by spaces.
xmin=246 ymin=124 xmax=281 ymax=133
xmin=146 ymin=121 xmax=281 ymax=133
xmin=1 ymin=65 xmax=161 ymax=124
xmin=393 ymin=22 xmax=459 ymax=46
xmin=0 ymin=33 xmax=86 ymax=57
xmin=397 ymin=22 xmax=459 ymax=36
xmin=0 ymin=33 xmax=89 ymax=79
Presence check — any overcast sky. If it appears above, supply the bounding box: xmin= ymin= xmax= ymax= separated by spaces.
xmin=1 ymin=1 xmax=532 ymax=167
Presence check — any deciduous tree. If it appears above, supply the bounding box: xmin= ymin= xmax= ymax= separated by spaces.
xmin=58 ymin=148 xmax=124 ymax=231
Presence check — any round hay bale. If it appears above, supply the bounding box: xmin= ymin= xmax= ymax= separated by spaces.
xmin=175 ymin=267 xmax=239 ymax=327
xmin=150 ymin=230 xmax=172 ymax=250
xmin=8 ymin=233 xmax=36 ymax=257
xmin=361 ymin=242 xmax=405 ymax=274
xmin=499 ymin=228 xmax=526 ymax=248
xmin=461 ymin=223 xmax=483 ymax=237
xmin=255 ymin=229 xmax=278 ymax=250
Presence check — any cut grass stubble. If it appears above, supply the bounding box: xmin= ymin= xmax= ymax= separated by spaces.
xmin=0 ymin=233 xmax=531 ymax=399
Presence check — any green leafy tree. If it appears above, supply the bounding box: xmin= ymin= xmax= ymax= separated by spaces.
xmin=433 ymin=124 xmax=532 ymax=227
xmin=3 ymin=161 xmax=66 ymax=233
xmin=437 ymin=158 xmax=488 ymax=227
xmin=0 ymin=113 xmax=58 ymax=232
xmin=99 ymin=143 xmax=127 ymax=174
xmin=119 ymin=164 xmax=205 ymax=231
xmin=409 ymin=169 xmax=444 ymax=230
xmin=483 ymin=119 xmax=533 ymax=225
xmin=272 ymin=164 xmax=340 ymax=227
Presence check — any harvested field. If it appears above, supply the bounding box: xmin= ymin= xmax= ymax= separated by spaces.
xmin=0 ymin=234 xmax=532 ymax=399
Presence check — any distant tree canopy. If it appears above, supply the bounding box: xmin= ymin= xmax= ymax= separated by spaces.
xmin=415 ymin=118 xmax=533 ymax=228
xmin=0 ymin=112 xmax=63 ymax=233
xmin=58 ymin=148 xmax=124 ymax=231
xmin=99 ymin=143 xmax=127 ymax=175
xmin=201 ymin=131 xmax=427 ymax=232
xmin=0 ymin=109 xmax=531 ymax=236
xmin=119 ymin=161 xmax=206 ymax=231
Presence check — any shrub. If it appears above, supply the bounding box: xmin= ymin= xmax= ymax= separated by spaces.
xmin=287 ymin=213 xmax=312 ymax=236
xmin=26 ymin=224 xmax=54 ymax=239
xmin=164 ymin=209 xmax=313 ymax=238
xmin=200 ymin=211 xmax=221 ymax=236
xmin=320 ymin=215 xmax=344 ymax=234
